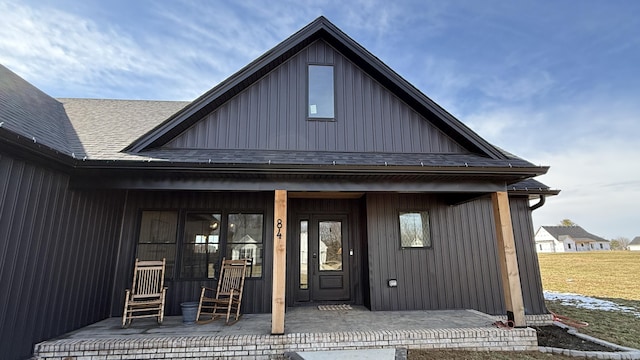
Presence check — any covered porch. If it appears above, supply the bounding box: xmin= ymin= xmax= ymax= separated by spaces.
xmin=34 ymin=307 xmax=546 ymax=359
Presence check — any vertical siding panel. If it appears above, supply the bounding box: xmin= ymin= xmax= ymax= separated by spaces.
xmin=0 ymin=152 xmax=125 ymax=360
xmin=365 ymin=194 xmax=513 ymax=314
xmin=466 ymin=202 xmax=485 ymax=312
xmin=455 ymin=205 xmax=468 ymax=308
xmin=481 ymin=198 xmax=504 ymax=313
xmin=4 ymin=162 xmax=34 ymax=342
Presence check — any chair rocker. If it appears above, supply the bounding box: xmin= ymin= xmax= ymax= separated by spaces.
xmin=122 ymin=258 xmax=167 ymax=328
xmin=196 ymin=258 xmax=250 ymax=325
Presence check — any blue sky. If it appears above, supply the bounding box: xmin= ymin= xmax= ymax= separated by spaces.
xmin=1 ymin=0 xmax=639 ymax=240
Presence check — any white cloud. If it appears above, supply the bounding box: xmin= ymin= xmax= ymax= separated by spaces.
xmin=532 ymin=142 xmax=640 ymax=240
xmin=460 ymin=95 xmax=640 ymax=241
xmin=479 ymin=70 xmax=554 ymax=101
xmin=0 ymin=1 xmax=170 ymax=98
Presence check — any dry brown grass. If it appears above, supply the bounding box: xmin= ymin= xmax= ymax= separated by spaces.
xmin=538 ymin=251 xmax=640 ymax=350
xmin=409 ymin=350 xmax=573 ymax=359
xmin=537 ymin=251 xmax=640 ymax=300
xmin=410 ymin=251 xmax=640 ymax=359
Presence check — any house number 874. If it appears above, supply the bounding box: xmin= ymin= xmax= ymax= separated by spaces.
xmin=276 ymin=219 xmax=283 ymax=239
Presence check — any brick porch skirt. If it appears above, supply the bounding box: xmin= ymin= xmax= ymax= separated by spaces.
xmin=33 ymin=327 xmax=537 ymax=360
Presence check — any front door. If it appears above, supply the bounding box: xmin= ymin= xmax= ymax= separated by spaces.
xmin=295 ymin=215 xmax=350 ymax=302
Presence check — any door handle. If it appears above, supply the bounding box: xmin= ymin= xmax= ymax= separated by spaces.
xmin=312 ymin=253 xmax=317 ymax=258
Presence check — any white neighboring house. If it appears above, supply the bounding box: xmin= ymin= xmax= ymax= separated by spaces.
xmin=629 ymin=237 xmax=640 ymax=251
xmin=534 ymin=226 xmax=611 ymax=253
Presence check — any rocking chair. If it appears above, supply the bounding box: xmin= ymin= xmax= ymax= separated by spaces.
xmin=122 ymin=258 xmax=167 ymax=328
xmin=196 ymin=258 xmax=250 ymax=325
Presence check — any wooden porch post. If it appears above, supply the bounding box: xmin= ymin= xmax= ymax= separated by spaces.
xmin=491 ymin=191 xmax=526 ymax=327
xmin=271 ymin=190 xmax=287 ymax=334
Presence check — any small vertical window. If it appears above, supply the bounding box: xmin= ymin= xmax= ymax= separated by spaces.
xmin=308 ymin=65 xmax=334 ymax=119
xmin=300 ymin=220 xmax=308 ymax=289
xmin=399 ymin=211 xmax=431 ymax=248
xmin=137 ymin=211 xmax=178 ymax=278
xmin=227 ymin=213 xmax=264 ymax=278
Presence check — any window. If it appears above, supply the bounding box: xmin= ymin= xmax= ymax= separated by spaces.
xmin=308 ymin=65 xmax=334 ymax=119
xmin=135 ymin=211 xmax=264 ymax=280
xmin=136 ymin=211 xmax=178 ymax=278
xmin=181 ymin=213 xmax=221 ymax=279
xmin=399 ymin=211 xmax=431 ymax=248
xmin=568 ymin=243 xmax=572 ymax=249
xmin=600 ymin=243 xmax=603 ymax=249
xmin=227 ymin=213 xmax=264 ymax=278
xmin=539 ymin=244 xmax=543 ymax=250
xmin=299 ymin=220 xmax=308 ymax=289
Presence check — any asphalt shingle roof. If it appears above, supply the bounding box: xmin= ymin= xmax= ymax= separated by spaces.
xmin=0 ymin=65 xmax=78 ymax=155
xmin=629 ymin=237 xmax=640 ymax=246
xmin=58 ymin=98 xmax=189 ymax=160
xmin=541 ymin=226 xmax=609 ymax=242
xmin=136 ymin=148 xmax=536 ymax=168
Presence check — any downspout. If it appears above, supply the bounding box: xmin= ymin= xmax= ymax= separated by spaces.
xmin=529 ymin=195 xmax=546 ymax=211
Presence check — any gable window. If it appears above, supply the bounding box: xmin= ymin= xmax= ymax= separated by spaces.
xmin=399 ymin=211 xmax=431 ymax=248
xmin=308 ymin=65 xmax=334 ymax=119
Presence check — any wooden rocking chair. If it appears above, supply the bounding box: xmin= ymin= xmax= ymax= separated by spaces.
xmin=122 ymin=258 xmax=167 ymax=328
xmin=196 ymin=258 xmax=250 ymax=325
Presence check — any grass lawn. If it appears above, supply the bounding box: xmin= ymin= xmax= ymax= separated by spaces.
xmin=410 ymin=251 xmax=640 ymax=359
xmin=537 ymin=251 xmax=640 ymax=300
xmin=538 ymin=251 xmax=640 ymax=350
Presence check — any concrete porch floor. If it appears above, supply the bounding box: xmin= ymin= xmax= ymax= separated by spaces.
xmin=34 ymin=307 xmax=542 ymax=359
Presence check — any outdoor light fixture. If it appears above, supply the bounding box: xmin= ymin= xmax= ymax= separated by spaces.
xmin=388 ymin=279 xmax=398 ymax=288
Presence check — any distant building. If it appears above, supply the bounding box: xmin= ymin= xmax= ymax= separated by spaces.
xmin=534 ymin=226 xmax=610 ymax=252
xmin=629 ymin=237 xmax=640 ymax=251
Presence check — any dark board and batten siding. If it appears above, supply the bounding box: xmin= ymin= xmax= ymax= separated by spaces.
xmin=365 ymin=193 xmax=545 ymax=315
xmin=0 ymin=151 xmax=125 ymax=360
xmin=167 ymin=40 xmax=466 ymax=154
xmin=111 ymin=191 xmax=274 ymax=317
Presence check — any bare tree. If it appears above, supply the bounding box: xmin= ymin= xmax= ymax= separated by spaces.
xmin=610 ymin=237 xmax=630 ymax=250
xmin=559 ymin=219 xmax=577 ymax=226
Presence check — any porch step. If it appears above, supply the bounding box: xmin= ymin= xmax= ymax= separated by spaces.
xmin=286 ymin=348 xmax=402 ymax=360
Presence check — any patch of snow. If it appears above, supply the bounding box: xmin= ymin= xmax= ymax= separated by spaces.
xmin=544 ymin=291 xmax=640 ymax=318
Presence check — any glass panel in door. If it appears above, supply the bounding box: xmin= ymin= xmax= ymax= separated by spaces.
xmin=318 ymin=221 xmax=342 ymax=271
